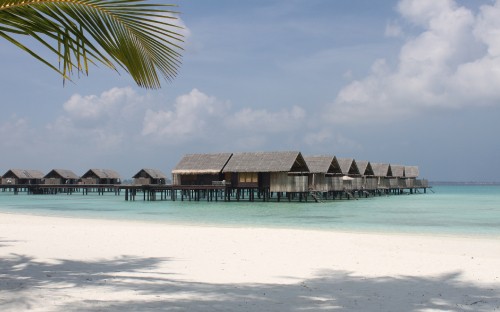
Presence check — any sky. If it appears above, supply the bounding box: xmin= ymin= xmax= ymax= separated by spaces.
xmin=1 ymin=0 xmax=500 ymax=182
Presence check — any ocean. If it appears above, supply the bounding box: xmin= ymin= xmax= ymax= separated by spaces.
xmin=1 ymin=185 xmax=499 ymax=237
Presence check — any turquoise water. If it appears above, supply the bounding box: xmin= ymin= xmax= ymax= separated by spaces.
xmin=1 ymin=185 xmax=500 ymax=237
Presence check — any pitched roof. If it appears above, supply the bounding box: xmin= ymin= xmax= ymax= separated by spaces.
xmin=391 ymin=165 xmax=405 ymax=178
xmin=304 ymin=156 xmax=341 ymax=174
xmin=44 ymin=169 xmax=79 ymax=180
xmin=370 ymin=163 xmax=391 ymax=177
xmin=355 ymin=161 xmax=375 ymax=176
xmin=336 ymin=158 xmax=360 ymax=175
xmin=222 ymin=151 xmax=309 ymax=173
xmin=81 ymin=169 xmax=121 ymax=179
xmin=132 ymin=169 xmax=167 ymax=179
xmin=3 ymin=169 xmax=45 ymax=179
xmin=172 ymin=153 xmax=233 ymax=174
xmin=404 ymin=166 xmax=419 ymax=178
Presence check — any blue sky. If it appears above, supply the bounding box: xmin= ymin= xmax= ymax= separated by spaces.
xmin=1 ymin=0 xmax=500 ymax=182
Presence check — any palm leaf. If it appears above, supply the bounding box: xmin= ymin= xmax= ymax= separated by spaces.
xmin=0 ymin=0 xmax=184 ymax=89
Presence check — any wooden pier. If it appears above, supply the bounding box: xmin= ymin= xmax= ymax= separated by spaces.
xmin=0 ymin=181 xmax=430 ymax=202
xmin=0 ymin=153 xmax=430 ymax=203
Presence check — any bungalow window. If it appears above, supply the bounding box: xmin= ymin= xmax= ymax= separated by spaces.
xmin=239 ymin=172 xmax=258 ymax=183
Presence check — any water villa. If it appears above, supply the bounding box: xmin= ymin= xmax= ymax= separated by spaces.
xmin=44 ymin=169 xmax=80 ymax=185
xmin=0 ymin=151 xmax=430 ymax=202
xmin=221 ymin=151 xmax=309 ymax=201
xmin=172 ymin=153 xmax=232 ymax=186
xmin=304 ymin=156 xmax=342 ymax=194
xmin=132 ymin=169 xmax=168 ymax=185
xmin=1 ymin=169 xmax=45 ymax=185
xmin=80 ymin=169 xmax=121 ymax=185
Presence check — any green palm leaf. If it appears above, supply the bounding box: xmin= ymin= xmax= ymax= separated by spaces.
xmin=0 ymin=0 xmax=184 ymax=89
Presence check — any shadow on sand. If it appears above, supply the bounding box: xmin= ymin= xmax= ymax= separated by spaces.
xmin=0 ymin=252 xmax=499 ymax=312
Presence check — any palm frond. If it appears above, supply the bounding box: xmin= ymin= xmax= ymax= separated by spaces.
xmin=0 ymin=0 xmax=184 ymax=89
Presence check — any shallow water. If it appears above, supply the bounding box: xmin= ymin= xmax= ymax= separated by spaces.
xmin=1 ymin=185 xmax=499 ymax=236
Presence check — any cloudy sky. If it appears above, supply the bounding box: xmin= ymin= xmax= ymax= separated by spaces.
xmin=1 ymin=0 xmax=500 ymax=182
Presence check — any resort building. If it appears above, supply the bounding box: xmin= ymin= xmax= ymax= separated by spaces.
xmin=44 ymin=169 xmax=80 ymax=185
xmin=80 ymin=169 xmax=121 ymax=185
xmin=404 ymin=166 xmax=421 ymax=188
xmin=337 ymin=158 xmax=362 ymax=190
xmin=132 ymin=169 xmax=168 ymax=185
xmin=172 ymin=153 xmax=232 ymax=186
xmin=222 ymin=151 xmax=309 ymax=193
xmin=356 ymin=160 xmax=376 ymax=190
xmin=304 ymin=155 xmax=343 ymax=192
xmin=1 ymin=169 xmax=44 ymax=185
xmin=370 ymin=163 xmax=392 ymax=190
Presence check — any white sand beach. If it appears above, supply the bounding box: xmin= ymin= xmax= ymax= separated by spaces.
xmin=1 ymin=212 xmax=499 ymax=311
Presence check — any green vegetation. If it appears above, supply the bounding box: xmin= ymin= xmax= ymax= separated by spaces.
xmin=0 ymin=0 xmax=184 ymax=89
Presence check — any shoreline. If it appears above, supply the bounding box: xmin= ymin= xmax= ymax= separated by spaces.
xmin=1 ymin=212 xmax=500 ymax=311
xmin=1 ymin=209 xmax=500 ymax=241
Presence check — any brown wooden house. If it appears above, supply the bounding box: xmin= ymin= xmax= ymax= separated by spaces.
xmin=404 ymin=165 xmax=420 ymax=187
xmin=337 ymin=158 xmax=362 ymax=190
xmin=44 ymin=169 xmax=80 ymax=185
xmin=390 ymin=164 xmax=405 ymax=188
xmin=222 ymin=151 xmax=309 ymax=192
xmin=1 ymin=169 xmax=45 ymax=185
xmin=172 ymin=153 xmax=233 ymax=186
xmin=80 ymin=169 xmax=121 ymax=185
xmin=304 ymin=156 xmax=343 ymax=192
xmin=132 ymin=169 xmax=167 ymax=185
xmin=370 ymin=163 xmax=392 ymax=189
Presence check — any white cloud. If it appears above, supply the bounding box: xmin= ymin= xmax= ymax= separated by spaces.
xmin=62 ymin=87 xmax=142 ymax=125
xmin=0 ymin=115 xmax=37 ymax=149
xmin=48 ymin=87 xmax=145 ymax=147
xmin=326 ymin=0 xmax=500 ymax=124
xmin=226 ymin=105 xmax=306 ymax=133
xmin=142 ymin=89 xmax=310 ymax=145
xmin=142 ymin=88 xmax=229 ymax=140
xmin=474 ymin=1 xmax=500 ymax=56
xmin=385 ymin=20 xmax=403 ymax=38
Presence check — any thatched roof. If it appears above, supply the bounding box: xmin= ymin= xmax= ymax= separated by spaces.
xmin=404 ymin=166 xmax=419 ymax=178
xmin=356 ymin=161 xmax=374 ymax=176
xmin=3 ymin=169 xmax=44 ymax=179
xmin=371 ymin=163 xmax=391 ymax=177
xmin=336 ymin=158 xmax=360 ymax=175
xmin=391 ymin=165 xmax=405 ymax=178
xmin=304 ymin=156 xmax=341 ymax=174
xmin=132 ymin=169 xmax=167 ymax=179
xmin=44 ymin=169 xmax=79 ymax=180
xmin=172 ymin=153 xmax=232 ymax=175
xmin=81 ymin=169 xmax=121 ymax=179
xmin=222 ymin=151 xmax=309 ymax=173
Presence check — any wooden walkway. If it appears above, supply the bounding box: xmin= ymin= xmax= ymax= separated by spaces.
xmin=1 ymin=183 xmax=430 ymax=202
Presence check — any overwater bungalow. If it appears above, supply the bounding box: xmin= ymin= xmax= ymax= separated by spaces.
xmin=80 ymin=169 xmax=121 ymax=185
xmin=222 ymin=151 xmax=310 ymax=194
xmin=370 ymin=163 xmax=392 ymax=190
xmin=1 ymin=169 xmax=45 ymax=185
xmin=304 ymin=156 xmax=343 ymax=192
xmin=337 ymin=158 xmax=362 ymax=190
xmin=44 ymin=169 xmax=80 ymax=185
xmin=404 ymin=166 xmax=420 ymax=187
xmin=389 ymin=165 xmax=405 ymax=189
xmin=356 ymin=161 xmax=376 ymax=190
xmin=132 ymin=169 xmax=167 ymax=185
xmin=356 ymin=161 xmax=373 ymax=176
xmin=172 ymin=153 xmax=233 ymax=186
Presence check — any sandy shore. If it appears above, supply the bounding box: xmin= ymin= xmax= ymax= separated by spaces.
xmin=1 ymin=212 xmax=499 ymax=311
